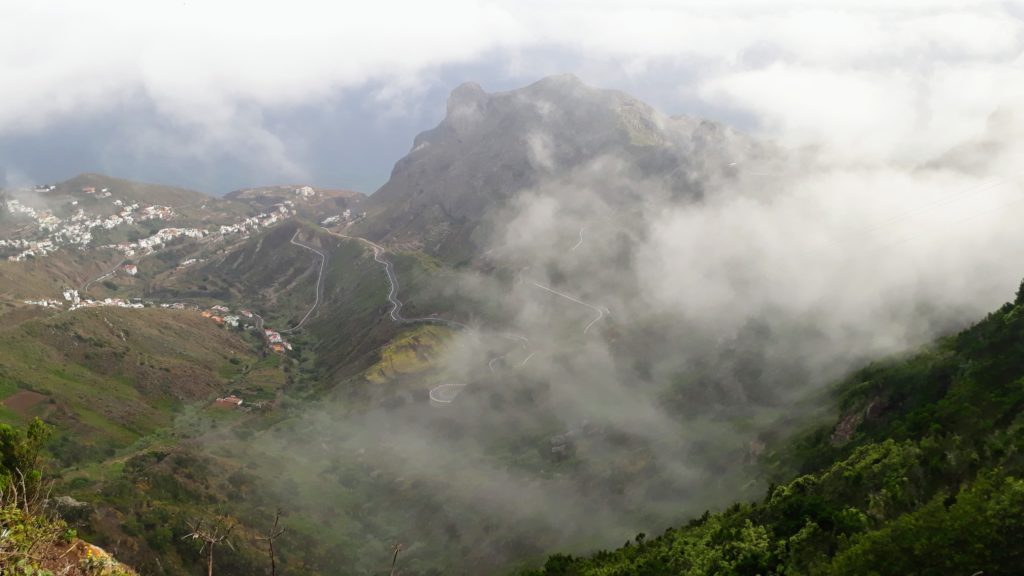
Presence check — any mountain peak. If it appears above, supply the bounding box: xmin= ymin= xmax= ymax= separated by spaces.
xmin=444 ymin=82 xmax=490 ymax=135
xmin=528 ymin=72 xmax=585 ymax=89
xmin=449 ymin=80 xmax=486 ymax=101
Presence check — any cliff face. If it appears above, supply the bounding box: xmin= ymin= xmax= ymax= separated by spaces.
xmin=357 ymin=74 xmax=751 ymax=261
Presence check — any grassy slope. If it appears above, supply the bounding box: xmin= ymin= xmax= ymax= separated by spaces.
xmin=55 ymin=174 xmax=210 ymax=207
xmin=0 ymin=305 xmax=289 ymax=575
xmin=0 ymin=248 xmax=126 ymax=300
xmin=152 ymin=222 xmax=320 ymax=323
xmin=522 ymin=284 xmax=1024 ymax=576
xmin=154 ymin=220 xmax=458 ymax=392
xmin=0 ymin=307 xmax=272 ymax=457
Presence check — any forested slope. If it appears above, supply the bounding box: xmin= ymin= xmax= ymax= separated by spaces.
xmin=523 ymin=281 xmax=1024 ymax=576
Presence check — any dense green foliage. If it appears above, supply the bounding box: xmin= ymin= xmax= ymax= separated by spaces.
xmin=0 ymin=417 xmax=52 ymax=499
xmin=522 ymin=282 xmax=1024 ymax=575
xmin=0 ymin=419 xmax=135 ymax=575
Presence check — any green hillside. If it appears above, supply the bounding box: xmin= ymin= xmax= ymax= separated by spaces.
xmin=522 ymin=282 xmax=1024 ymax=576
xmin=0 ymin=305 xmax=293 ymax=575
xmin=0 ymin=306 xmax=280 ymax=460
xmin=152 ymin=220 xmax=465 ymax=390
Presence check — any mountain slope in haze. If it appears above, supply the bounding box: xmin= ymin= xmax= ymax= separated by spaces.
xmin=1 ymin=76 xmax=920 ymax=576
xmin=523 ymin=282 xmax=1024 ymax=576
xmin=226 ymin=184 xmax=365 ymax=218
xmin=358 ymin=74 xmax=756 ymax=262
xmin=55 ymin=173 xmax=211 ymax=207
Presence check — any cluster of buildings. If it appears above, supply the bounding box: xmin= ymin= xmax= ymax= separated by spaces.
xmin=60 ymin=289 xmax=143 ymax=311
xmin=23 ymin=288 xmax=293 ymax=367
xmin=218 ymin=203 xmax=293 ymax=236
xmin=263 ymin=328 xmax=293 ymax=354
xmin=5 ymin=182 xmax=304 ymax=265
xmin=6 ymin=198 xmax=40 ymax=219
xmin=22 ymin=298 xmax=62 ymax=308
xmin=159 ymin=302 xmax=199 ymax=311
xmin=21 ymin=289 xmax=146 ymax=311
xmin=200 ymin=304 xmax=242 ymax=328
xmin=2 ymin=191 xmax=179 ymax=261
xmin=50 ymin=209 xmax=96 ymax=246
xmin=195 ymin=305 xmax=293 ymax=355
xmin=69 ymin=297 xmax=145 ymax=311
xmin=2 ymin=238 xmax=57 ymax=261
xmin=321 ymin=208 xmax=361 ymax=227
xmin=138 ymin=205 xmax=175 ymax=221
xmin=106 ymin=227 xmax=207 ymax=256
xmin=3 ymin=200 xmax=62 ymax=261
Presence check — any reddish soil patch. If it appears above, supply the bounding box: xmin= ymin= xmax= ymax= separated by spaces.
xmin=2 ymin=389 xmax=48 ymax=414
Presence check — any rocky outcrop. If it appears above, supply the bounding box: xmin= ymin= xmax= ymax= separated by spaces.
xmin=830 ymin=395 xmax=891 ymax=446
xmin=358 ymin=74 xmax=756 ymax=262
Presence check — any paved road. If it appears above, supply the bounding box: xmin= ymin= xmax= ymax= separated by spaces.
xmin=281 ymin=230 xmax=326 ymax=334
xmin=82 ymin=257 xmax=127 ymax=293
xmin=571 ymin=226 xmax=585 ymax=251
xmin=331 ymin=230 xmax=608 ymax=337
xmin=327 ymin=230 xmax=471 ymax=330
xmin=529 ymin=280 xmax=607 ymax=334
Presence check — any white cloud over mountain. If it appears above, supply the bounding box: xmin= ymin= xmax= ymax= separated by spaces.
xmin=1 ymin=1 xmax=1021 ymax=183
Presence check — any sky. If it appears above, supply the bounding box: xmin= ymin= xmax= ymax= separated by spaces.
xmin=0 ymin=1 xmax=1022 ymax=194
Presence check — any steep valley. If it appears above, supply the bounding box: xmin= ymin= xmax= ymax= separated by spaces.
xmin=1 ymin=74 xmax=1021 ymax=576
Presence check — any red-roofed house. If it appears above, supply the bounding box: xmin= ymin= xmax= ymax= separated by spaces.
xmin=214 ymin=395 xmax=243 ymax=408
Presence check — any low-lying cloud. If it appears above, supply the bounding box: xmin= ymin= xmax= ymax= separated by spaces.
xmin=2 ymin=1 xmax=1020 ymax=189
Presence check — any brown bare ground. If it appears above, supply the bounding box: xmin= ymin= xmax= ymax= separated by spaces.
xmin=2 ymin=389 xmax=48 ymax=414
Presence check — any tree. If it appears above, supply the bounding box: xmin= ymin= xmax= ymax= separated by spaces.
xmin=182 ymin=517 xmax=234 ymax=576
xmin=257 ymin=509 xmax=285 ymax=576
xmin=0 ymin=418 xmax=53 ymax=503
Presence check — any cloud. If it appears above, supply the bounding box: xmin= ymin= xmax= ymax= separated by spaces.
xmin=1 ymin=2 xmax=1020 ymax=180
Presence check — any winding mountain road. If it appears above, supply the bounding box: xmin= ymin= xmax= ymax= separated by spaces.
xmin=281 ymin=230 xmax=326 ymax=334
xmin=326 ymin=229 xmax=615 ymax=404
xmin=529 ymin=280 xmax=607 ymax=334
xmin=328 ymin=231 xmax=471 ymax=330
xmin=82 ymin=257 xmax=127 ymax=293
xmin=331 ymin=230 xmax=607 ymax=336
xmin=571 ymin=226 xmax=585 ymax=251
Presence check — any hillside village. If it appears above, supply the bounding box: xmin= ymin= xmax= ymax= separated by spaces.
xmin=24 ymin=289 xmax=296 ymax=356
xmin=1 ymin=183 xmax=306 ymax=261
xmin=5 ymin=181 xmax=321 ymax=362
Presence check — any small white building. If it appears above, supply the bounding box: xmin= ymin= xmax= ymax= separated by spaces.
xmin=62 ymin=289 xmax=80 ymax=305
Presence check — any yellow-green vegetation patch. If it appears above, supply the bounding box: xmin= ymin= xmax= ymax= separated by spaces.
xmin=402 ymin=248 xmax=446 ymax=273
xmin=217 ymin=358 xmax=247 ymax=379
xmin=365 ymin=324 xmax=454 ymax=384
